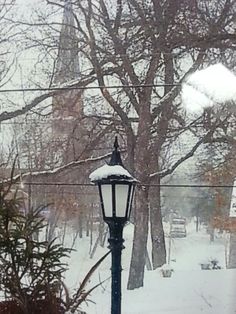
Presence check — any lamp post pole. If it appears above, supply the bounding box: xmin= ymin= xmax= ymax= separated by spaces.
xmin=89 ymin=136 xmax=136 ymax=314
xmin=107 ymin=220 xmax=125 ymax=314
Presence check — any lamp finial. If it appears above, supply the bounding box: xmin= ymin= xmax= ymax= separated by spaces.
xmin=114 ymin=136 xmax=119 ymax=150
xmin=109 ymin=136 xmax=123 ymax=166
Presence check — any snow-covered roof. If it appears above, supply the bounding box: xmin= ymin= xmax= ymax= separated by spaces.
xmin=89 ymin=164 xmax=136 ymax=182
xmin=182 ymin=63 xmax=236 ymax=113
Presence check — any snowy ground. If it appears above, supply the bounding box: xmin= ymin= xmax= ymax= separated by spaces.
xmin=65 ymin=221 xmax=236 ymax=314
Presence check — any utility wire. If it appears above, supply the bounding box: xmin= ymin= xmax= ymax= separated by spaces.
xmin=13 ymin=182 xmax=235 ymax=188
xmin=0 ymin=83 xmax=181 ymax=93
xmin=14 ymin=50 xmax=226 ymax=61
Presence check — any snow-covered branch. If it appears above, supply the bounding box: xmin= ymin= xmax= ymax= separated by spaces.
xmin=150 ymin=129 xmax=216 ymax=179
xmin=0 ymin=77 xmax=95 ymax=123
xmin=1 ymin=152 xmax=116 ymax=184
xmin=0 ymin=92 xmax=54 ymax=123
xmin=150 ymin=138 xmax=204 ymax=179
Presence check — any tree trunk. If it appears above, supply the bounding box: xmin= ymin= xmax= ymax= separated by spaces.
xmin=126 ymin=131 xmax=135 ymax=173
xmin=150 ymin=206 xmax=166 ymax=269
xmin=149 ymin=178 xmax=166 ymax=269
xmin=127 ymin=94 xmax=152 ymax=289
xmin=228 ymin=232 xmax=236 ymax=268
xmin=127 ymin=187 xmax=149 ymax=289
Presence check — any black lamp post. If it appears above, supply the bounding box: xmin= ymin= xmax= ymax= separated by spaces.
xmin=89 ymin=137 xmax=136 ymax=314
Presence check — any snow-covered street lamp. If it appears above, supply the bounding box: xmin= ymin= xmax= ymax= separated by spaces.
xmin=89 ymin=137 xmax=136 ymax=314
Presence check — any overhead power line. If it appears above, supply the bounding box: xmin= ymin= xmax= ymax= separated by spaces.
xmin=0 ymin=83 xmax=181 ymax=93
xmin=13 ymin=182 xmax=235 ymax=188
xmin=16 ymin=50 xmax=225 ymax=61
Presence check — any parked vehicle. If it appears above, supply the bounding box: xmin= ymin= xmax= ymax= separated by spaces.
xmin=170 ymin=217 xmax=187 ymax=238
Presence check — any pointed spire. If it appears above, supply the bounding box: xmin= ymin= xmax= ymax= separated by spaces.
xmin=63 ymin=0 xmax=73 ymax=27
xmin=54 ymin=0 xmax=80 ymax=84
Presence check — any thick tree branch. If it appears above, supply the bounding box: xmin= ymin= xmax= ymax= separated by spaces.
xmin=150 ymin=134 xmax=208 ymax=179
xmin=0 ymin=77 xmax=95 ymax=123
xmin=1 ymin=151 xmax=123 ymax=184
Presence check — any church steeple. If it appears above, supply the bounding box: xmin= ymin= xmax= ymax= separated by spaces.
xmin=53 ymin=0 xmax=80 ymax=84
xmin=52 ymin=0 xmax=82 ymax=118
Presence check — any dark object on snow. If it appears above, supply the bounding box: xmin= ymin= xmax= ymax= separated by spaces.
xmin=161 ymin=267 xmax=174 ymax=278
xmin=200 ymin=263 xmax=211 ymax=270
xmin=200 ymin=259 xmax=222 ymax=270
xmin=210 ymin=259 xmax=222 ymax=269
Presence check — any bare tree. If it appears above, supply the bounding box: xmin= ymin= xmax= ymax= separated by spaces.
xmin=49 ymin=0 xmax=235 ymax=289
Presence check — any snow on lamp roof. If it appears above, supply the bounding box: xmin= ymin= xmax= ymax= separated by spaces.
xmin=89 ymin=164 xmax=135 ymax=182
xmin=182 ymin=63 xmax=236 ymax=113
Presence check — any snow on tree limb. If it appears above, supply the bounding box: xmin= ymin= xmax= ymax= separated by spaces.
xmin=0 ymin=152 xmax=117 ymax=184
xmin=149 ymin=123 xmax=223 ymax=180
xmin=0 ymin=92 xmax=54 ymax=123
xmin=0 ymin=77 xmax=95 ymax=123
xmin=154 ymin=136 xmax=207 ymax=179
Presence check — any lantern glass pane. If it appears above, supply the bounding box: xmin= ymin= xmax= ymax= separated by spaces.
xmin=115 ymin=184 xmax=129 ymax=217
xmin=101 ymin=184 xmax=113 ymax=217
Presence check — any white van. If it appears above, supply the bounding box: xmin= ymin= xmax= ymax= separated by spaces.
xmin=170 ymin=217 xmax=187 ymax=238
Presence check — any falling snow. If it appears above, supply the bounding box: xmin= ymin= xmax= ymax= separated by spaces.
xmin=182 ymin=63 xmax=236 ymax=113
